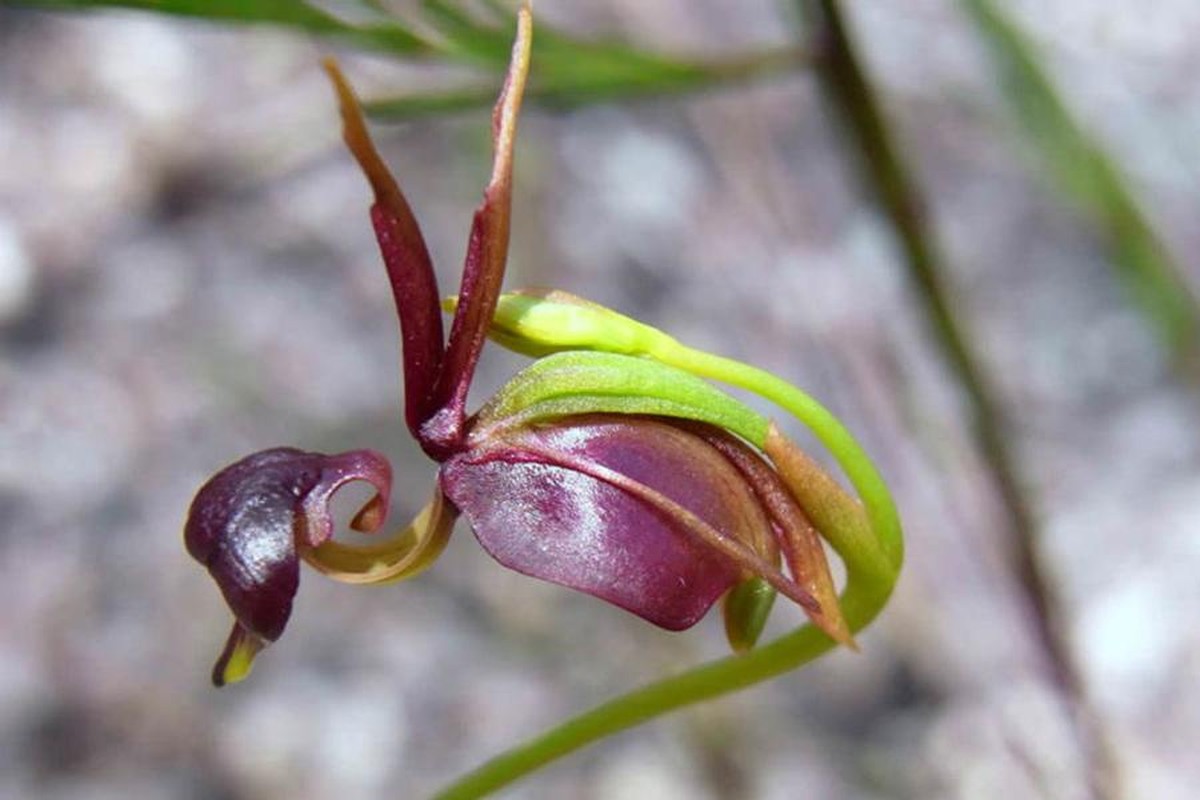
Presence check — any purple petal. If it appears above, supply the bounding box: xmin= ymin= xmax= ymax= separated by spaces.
xmin=441 ymin=416 xmax=770 ymax=630
xmin=324 ymin=61 xmax=445 ymax=441
xmin=422 ymin=8 xmax=532 ymax=455
xmin=184 ymin=447 xmax=391 ymax=643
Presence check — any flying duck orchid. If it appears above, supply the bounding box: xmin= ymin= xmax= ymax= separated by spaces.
xmin=184 ymin=4 xmax=902 ymax=692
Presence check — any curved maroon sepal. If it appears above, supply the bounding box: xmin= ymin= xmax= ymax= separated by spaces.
xmin=440 ymin=417 xmax=769 ymax=630
xmin=184 ymin=447 xmax=392 ymax=646
xmin=325 ymin=60 xmax=444 ymax=441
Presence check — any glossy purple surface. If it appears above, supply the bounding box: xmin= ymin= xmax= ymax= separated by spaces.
xmin=442 ymin=416 xmax=770 ymax=629
xmin=184 ymin=447 xmax=391 ymax=642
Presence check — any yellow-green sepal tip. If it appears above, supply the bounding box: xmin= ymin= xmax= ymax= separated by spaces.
xmin=445 ymin=289 xmax=677 ymax=359
xmin=723 ymin=576 xmax=777 ymax=653
xmin=212 ymin=624 xmax=266 ymax=687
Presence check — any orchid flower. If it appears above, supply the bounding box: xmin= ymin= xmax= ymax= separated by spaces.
xmin=185 ymin=5 xmax=902 ymax=794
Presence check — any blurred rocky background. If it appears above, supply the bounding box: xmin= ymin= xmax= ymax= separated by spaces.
xmin=1 ymin=1 xmax=1198 ymax=798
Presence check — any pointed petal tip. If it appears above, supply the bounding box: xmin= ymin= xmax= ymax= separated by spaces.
xmin=488 ymin=0 xmax=533 ymax=190
xmin=820 ymin=613 xmax=857 ymax=651
xmin=322 ymin=55 xmax=404 ymax=213
xmin=809 ymin=596 xmax=858 ymax=650
xmin=321 ymin=57 xmax=358 ymax=134
xmin=211 ymin=624 xmax=266 ymax=688
xmin=319 ymin=55 xmax=341 ymax=84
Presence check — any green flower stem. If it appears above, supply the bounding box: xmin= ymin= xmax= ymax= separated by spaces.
xmin=658 ymin=343 xmax=902 ymax=571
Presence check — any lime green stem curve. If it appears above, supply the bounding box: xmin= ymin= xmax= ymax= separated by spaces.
xmin=662 ymin=343 xmax=903 ymax=570
xmin=434 ymin=342 xmax=902 ymax=799
xmin=435 ymin=565 xmax=888 ymax=800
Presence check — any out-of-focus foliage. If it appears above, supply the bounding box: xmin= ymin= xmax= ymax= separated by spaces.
xmin=13 ymin=0 xmax=430 ymax=51
xmin=16 ymin=0 xmax=801 ymax=116
xmin=963 ymin=0 xmax=1200 ymax=372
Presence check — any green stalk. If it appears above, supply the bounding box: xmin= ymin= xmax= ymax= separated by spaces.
xmin=662 ymin=345 xmax=902 ymax=570
xmin=436 ymin=580 xmax=892 ymax=799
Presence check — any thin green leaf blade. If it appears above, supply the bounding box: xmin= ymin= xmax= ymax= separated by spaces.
xmin=963 ymin=0 xmax=1200 ymax=368
xmin=14 ymin=0 xmax=430 ymax=54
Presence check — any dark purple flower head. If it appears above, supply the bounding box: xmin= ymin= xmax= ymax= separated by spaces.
xmin=185 ymin=448 xmax=390 ymax=684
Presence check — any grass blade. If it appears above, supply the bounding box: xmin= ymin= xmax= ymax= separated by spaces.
xmin=963 ymin=0 xmax=1200 ymax=372
xmin=12 ymin=0 xmax=433 ymax=54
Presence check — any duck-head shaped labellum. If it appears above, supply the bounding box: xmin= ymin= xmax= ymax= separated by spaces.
xmin=184 ymin=448 xmax=391 ymax=685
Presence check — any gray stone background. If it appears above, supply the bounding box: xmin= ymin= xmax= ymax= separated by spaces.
xmin=1 ymin=1 xmax=1198 ymax=798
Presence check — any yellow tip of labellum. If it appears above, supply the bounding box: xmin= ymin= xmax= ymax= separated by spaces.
xmin=212 ymin=624 xmax=266 ymax=687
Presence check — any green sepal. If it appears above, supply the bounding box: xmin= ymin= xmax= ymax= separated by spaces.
xmin=446 ymin=289 xmax=676 ymax=359
xmin=722 ymin=576 xmax=777 ymax=653
xmin=473 ymin=350 xmax=769 ymax=447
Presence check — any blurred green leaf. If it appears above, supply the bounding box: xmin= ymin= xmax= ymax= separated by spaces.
xmin=387 ymin=1 xmax=804 ymax=115
xmin=420 ymin=0 xmax=513 ymax=63
xmin=14 ymin=0 xmax=804 ymax=115
xmin=962 ymin=0 xmax=1200 ymax=369
xmin=364 ymin=57 xmax=769 ymax=119
xmin=16 ymin=0 xmax=433 ymax=53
